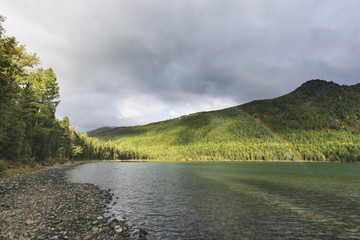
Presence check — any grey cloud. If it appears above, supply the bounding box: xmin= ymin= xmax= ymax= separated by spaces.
xmin=2 ymin=0 xmax=360 ymax=131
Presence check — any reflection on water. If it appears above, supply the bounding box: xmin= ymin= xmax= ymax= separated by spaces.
xmin=68 ymin=162 xmax=360 ymax=239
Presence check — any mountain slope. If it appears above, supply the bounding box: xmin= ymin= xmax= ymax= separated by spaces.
xmin=91 ymin=80 xmax=360 ymax=161
xmin=92 ymin=108 xmax=297 ymax=160
xmin=239 ymin=79 xmax=360 ymax=131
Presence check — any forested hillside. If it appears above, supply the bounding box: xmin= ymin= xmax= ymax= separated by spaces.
xmin=0 ymin=16 xmax=121 ymax=173
xmin=92 ymin=80 xmax=360 ymax=162
xmin=239 ymin=80 xmax=360 ymax=131
xmin=239 ymin=80 xmax=360 ymax=161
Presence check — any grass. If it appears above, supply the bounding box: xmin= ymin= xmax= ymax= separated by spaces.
xmin=0 ymin=163 xmax=44 ymax=179
xmin=0 ymin=158 xmax=71 ymax=179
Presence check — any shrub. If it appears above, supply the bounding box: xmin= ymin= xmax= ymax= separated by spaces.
xmin=0 ymin=160 xmax=9 ymax=172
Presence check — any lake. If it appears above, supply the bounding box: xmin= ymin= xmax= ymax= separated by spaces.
xmin=68 ymin=162 xmax=360 ymax=239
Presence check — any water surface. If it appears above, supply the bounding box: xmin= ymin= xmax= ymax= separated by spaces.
xmin=68 ymin=162 xmax=360 ymax=239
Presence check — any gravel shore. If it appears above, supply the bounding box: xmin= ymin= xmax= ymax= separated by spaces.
xmin=0 ymin=163 xmax=140 ymax=240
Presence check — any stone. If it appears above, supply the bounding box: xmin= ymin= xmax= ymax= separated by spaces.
xmin=139 ymin=228 xmax=148 ymax=237
xmin=109 ymin=222 xmax=117 ymax=229
xmin=103 ymin=226 xmax=111 ymax=232
xmin=0 ymin=163 xmax=131 ymax=239
xmin=26 ymin=219 xmax=34 ymax=225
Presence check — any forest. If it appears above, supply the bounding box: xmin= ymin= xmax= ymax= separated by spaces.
xmin=0 ymin=16 xmax=121 ymax=174
xmin=91 ymin=80 xmax=360 ymax=162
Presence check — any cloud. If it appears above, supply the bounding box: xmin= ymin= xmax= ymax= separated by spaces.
xmin=2 ymin=0 xmax=360 ymax=131
xmin=116 ymin=93 xmax=237 ymax=127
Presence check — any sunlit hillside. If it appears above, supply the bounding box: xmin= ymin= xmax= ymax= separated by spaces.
xmin=90 ymin=80 xmax=360 ymax=161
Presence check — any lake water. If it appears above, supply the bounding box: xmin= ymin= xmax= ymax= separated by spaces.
xmin=68 ymin=162 xmax=360 ymax=239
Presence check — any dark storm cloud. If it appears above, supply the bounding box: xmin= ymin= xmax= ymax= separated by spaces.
xmin=2 ymin=0 xmax=360 ymax=131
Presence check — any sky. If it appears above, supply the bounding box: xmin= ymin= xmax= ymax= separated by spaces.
xmin=1 ymin=0 xmax=360 ymax=132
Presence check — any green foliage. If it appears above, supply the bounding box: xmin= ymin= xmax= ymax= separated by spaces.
xmin=92 ymin=80 xmax=360 ymax=162
xmin=0 ymin=159 xmax=8 ymax=172
xmin=0 ymin=16 xmax=121 ymax=164
xmin=239 ymin=80 xmax=360 ymax=131
xmin=280 ymin=130 xmax=360 ymax=162
xmin=0 ymin=16 xmax=40 ymax=161
xmin=93 ymin=108 xmax=298 ymax=161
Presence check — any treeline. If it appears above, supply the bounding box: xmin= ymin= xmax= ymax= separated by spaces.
xmin=281 ymin=130 xmax=360 ymax=162
xmin=71 ymin=132 xmax=142 ymax=160
xmin=94 ymin=99 xmax=360 ymax=162
xmin=0 ymin=16 xmax=123 ymax=170
xmin=94 ymin=108 xmax=299 ymax=161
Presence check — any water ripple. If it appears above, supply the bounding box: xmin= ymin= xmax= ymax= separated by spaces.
xmin=69 ymin=162 xmax=360 ymax=239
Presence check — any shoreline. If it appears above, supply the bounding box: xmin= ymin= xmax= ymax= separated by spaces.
xmin=106 ymin=159 xmax=348 ymax=163
xmin=0 ymin=163 xmax=142 ymax=240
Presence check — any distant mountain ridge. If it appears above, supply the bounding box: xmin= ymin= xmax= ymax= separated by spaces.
xmin=90 ymin=80 xmax=360 ymax=161
xmin=87 ymin=127 xmax=116 ymax=136
xmin=239 ymin=79 xmax=360 ymax=131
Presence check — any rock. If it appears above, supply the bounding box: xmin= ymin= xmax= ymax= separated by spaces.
xmin=26 ymin=219 xmax=34 ymax=225
xmin=109 ymin=221 xmax=117 ymax=229
xmin=0 ymin=163 xmax=132 ymax=239
xmin=139 ymin=228 xmax=147 ymax=236
xmin=139 ymin=228 xmax=148 ymax=239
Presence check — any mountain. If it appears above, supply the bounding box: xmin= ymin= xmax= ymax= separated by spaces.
xmin=239 ymin=79 xmax=360 ymax=131
xmin=90 ymin=80 xmax=360 ymax=161
xmin=87 ymin=127 xmax=116 ymax=136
